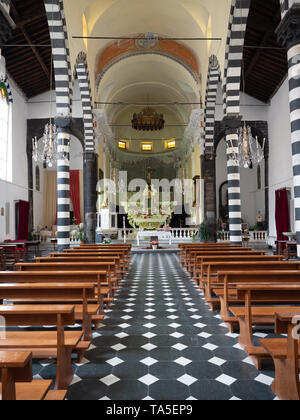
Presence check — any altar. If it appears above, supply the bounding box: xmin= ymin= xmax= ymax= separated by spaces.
xmin=136 ymin=230 xmax=172 ymax=246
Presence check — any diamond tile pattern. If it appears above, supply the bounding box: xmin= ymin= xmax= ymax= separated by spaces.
xmin=30 ymin=252 xmax=277 ymax=400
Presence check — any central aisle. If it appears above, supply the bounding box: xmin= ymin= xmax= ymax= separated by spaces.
xmin=66 ymin=252 xmax=276 ymax=400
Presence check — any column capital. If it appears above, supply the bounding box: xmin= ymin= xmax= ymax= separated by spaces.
xmin=277 ymin=4 xmax=300 ymax=49
xmin=84 ymin=151 xmax=98 ymax=162
xmin=222 ymin=115 xmax=242 ymax=135
xmin=55 ymin=116 xmax=72 ymax=132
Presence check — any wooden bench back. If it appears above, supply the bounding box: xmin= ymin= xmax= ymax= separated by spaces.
xmin=35 ymin=257 xmax=119 ymax=264
xmin=0 ymin=271 xmax=106 ymax=283
xmin=0 ymin=305 xmax=76 ymax=326
xmin=218 ymin=270 xmax=300 ymax=285
xmin=199 ymin=255 xmax=283 ymax=264
xmin=15 ymin=262 xmax=115 ymax=273
xmin=203 ymin=261 xmax=300 ymax=274
xmin=0 ymin=283 xmax=96 ymax=304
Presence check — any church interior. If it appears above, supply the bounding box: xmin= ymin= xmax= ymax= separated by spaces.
xmin=0 ymin=0 xmax=300 ymax=401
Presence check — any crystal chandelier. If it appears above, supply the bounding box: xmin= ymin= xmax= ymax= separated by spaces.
xmin=32 ymin=122 xmax=58 ymax=168
xmin=132 ymin=107 xmax=165 ymax=131
xmin=228 ymin=122 xmax=265 ymax=169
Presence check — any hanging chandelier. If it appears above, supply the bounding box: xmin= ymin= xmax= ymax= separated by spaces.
xmin=132 ymin=107 xmax=165 ymax=131
xmin=32 ymin=122 xmax=58 ymax=168
xmin=228 ymin=122 xmax=265 ymax=169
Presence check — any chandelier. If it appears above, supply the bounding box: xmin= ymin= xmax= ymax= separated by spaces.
xmin=228 ymin=122 xmax=265 ymax=169
xmin=32 ymin=122 xmax=58 ymax=168
xmin=132 ymin=107 xmax=165 ymax=131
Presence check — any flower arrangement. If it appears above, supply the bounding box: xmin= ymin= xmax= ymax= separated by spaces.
xmin=151 ymin=240 xmax=159 ymax=250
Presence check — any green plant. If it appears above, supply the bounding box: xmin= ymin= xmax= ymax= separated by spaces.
xmin=199 ymin=222 xmax=210 ymax=243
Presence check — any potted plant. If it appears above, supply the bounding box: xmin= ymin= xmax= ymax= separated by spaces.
xmin=199 ymin=222 xmax=210 ymax=243
xmin=78 ymin=223 xmax=86 ymax=244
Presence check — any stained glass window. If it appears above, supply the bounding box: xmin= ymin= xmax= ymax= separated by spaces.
xmin=0 ymin=81 xmax=12 ymax=182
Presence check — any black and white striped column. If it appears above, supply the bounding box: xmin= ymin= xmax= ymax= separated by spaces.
xmin=277 ymin=3 xmax=300 ymax=257
xmin=204 ymin=55 xmax=220 ymax=156
xmin=56 ymin=125 xmax=71 ymax=252
xmin=224 ymin=117 xmax=242 ymax=245
xmin=222 ymin=0 xmax=250 ymax=245
xmin=44 ymin=0 xmax=72 ymax=117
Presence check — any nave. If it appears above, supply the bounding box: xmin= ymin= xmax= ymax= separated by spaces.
xmin=56 ymin=253 xmax=276 ymax=401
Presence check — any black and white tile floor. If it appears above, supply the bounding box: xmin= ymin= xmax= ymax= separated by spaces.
xmin=35 ymin=252 xmax=277 ymax=400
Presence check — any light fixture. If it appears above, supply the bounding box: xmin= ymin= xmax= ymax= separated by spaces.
xmin=118 ymin=140 xmax=127 ymax=150
xmin=228 ymin=122 xmax=265 ymax=169
xmin=132 ymin=107 xmax=165 ymax=131
xmin=166 ymin=139 xmax=176 ymax=150
xmin=141 ymin=142 xmax=153 ymax=152
xmin=32 ymin=2 xmax=64 ymax=169
xmin=32 ymin=123 xmax=58 ymax=168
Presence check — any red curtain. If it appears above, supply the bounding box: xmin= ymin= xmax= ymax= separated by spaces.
xmin=70 ymin=170 xmax=81 ymax=225
xmin=17 ymin=200 xmax=30 ymax=240
xmin=275 ymin=188 xmax=290 ymax=241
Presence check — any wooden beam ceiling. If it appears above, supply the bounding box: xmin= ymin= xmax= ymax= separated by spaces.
xmin=2 ymin=0 xmax=53 ymax=98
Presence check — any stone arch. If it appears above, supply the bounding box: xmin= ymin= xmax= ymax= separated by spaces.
xmin=73 ymin=52 xmax=95 ymax=153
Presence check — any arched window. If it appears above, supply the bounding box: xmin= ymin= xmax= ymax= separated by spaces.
xmin=35 ymin=166 xmax=40 ymax=192
xmin=0 ymin=82 xmax=12 ymax=182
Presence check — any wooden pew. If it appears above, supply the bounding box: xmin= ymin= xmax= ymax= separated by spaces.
xmin=0 ymin=351 xmax=55 ymax=401
xmin=0 ymin=272 xmax=106 ymax=334
xmin=50 ymin=251 xmax=129 ymax=271
xmin=35 ymin=256 xmax=124 ymax=278
xmin=215 ymin=271 xmax=300 ymax=321
xmin=185 ymin=250 xmax=266 ymax=276
xmin=260 ymin=311 xmax=300 ymax=400
xmin=226 ymin=282 xmax=300 ymax=368
xmin=201 ymin=260 xmax=300 ymax=304
xmin=194 ymin=254 xmax=284 ymax=286
xmin=178 ymin=243 xmax=241 ymax=265
xmin=0 ymin=248 xmax=6 ymax=271
xmin=180 ymin=244 xmax=244 ymax=267
xmin=15 ymin=262 xmax=119 ymax=298
xmin=186 ymin=247 xmax=252 ymax=273
xmin=0 ymin=301 xmax=93 ymax=389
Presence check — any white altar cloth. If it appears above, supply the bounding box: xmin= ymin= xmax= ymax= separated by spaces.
xmin=136 ymin=231 xmax=172 ymax=246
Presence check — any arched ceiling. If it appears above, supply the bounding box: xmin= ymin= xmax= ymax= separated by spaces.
xmin=62 ymin=0 xmax=232 ymax=158
xmin=64 ymin=0 xmax=231 ymax=99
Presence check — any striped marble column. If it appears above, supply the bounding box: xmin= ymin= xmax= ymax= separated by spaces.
xmin=224 ymin=117 xmax=242 ymax=245
xmin=277 ymin=3 xmax=300 ymax=257
xmin=56 ymin=128 xmax=71 ymax=252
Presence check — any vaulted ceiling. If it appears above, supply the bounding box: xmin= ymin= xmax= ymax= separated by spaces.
xmin=2 ymin=0 xmax=289 ymax=103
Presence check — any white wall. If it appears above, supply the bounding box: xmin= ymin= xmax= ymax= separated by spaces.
xmin=0 ymin=81 xmax=28 ymax=241
xmin=215 ymin=85 xmax=269 ymax=122
xmin=267 ymin=78 xmax=294 ymax=240
xmin=27 ymin=80 xmax=83 ymax=119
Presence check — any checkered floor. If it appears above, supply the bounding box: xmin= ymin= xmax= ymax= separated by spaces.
xmin=35 ymin=252 xmax=277 ymax=400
